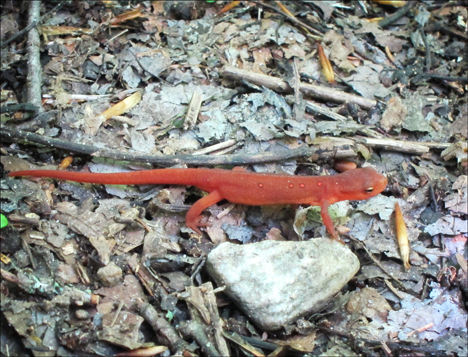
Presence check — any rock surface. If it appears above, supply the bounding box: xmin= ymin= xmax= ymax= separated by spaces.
xmin=206 ymin=238 xmax=360 ymax=331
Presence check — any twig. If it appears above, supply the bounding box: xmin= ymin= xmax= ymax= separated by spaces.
xmin=384 ymin=279 xmax=406 ymax=300
xmin=184 ymin=91 xmax=202 ymax=130
xmin=0 ymin=103 xmax=39 ymax=114
xmin=249 ymin=0 xmax=324 ymax=37
xmin=352 ymin=237 xmax=418 ymax=297
xmin=428 ymin=1 xmax=468 ymax=11
xmin=300 ymin=99 xmax=347 ymax=122
xmin=356 ymin=137 xmax=450 ymax=155
xmin=357 ymin=239 xmax=406 ymax=288
xmin=26 ymin=1 xmax=43 ymax=113
xmin=177 ymin=320 xmax=220 ymax=356
xmin=378 ymin=2 xmax=414 ymax=28
xmin=189 ymin=258 xmax=205 ymax=284
xmin=238 ymin=335 xmax=309 ymax=357
xmin=223 ymin=332 xmax=267 ymax=356
xmin=425 ymin=21 xmax=468 ymax=41
xmin=15 ymin=110 xmax=58 ymax=132
xmin=4 ymin=127 xmax=449 ymax=163
xmin=419 ymin=27 xmax=432 ymax=72
xmin=1 ymin=20 xmax=38 ymax=49
xmin=221 ymin=65 xmax=377 ymax=109
xmin=21 ymin=237 xmax=36 ymax=270
xmin=192 ymin=140 xmax=237 ymax=155
xmin=423 ymin=73 xmax=468 ymax=82
xmin=317 ymin=326 xmax=447 ymax=356
xmin=1 ymin=1 xmax=64 ymax=49
xmin=0 ymin=126 xmax=322 ymax=166
xmin=425 ymin=173 xmax=438 ymax=212
xmin=138 ymin=300 xmax=189 ymax=353
xmin=201 ymin=283 xmax=229 ymax=356
xmin=111 ymin=301 xmax=125 ymax=327
xmin=292 ymin=57 xmax=305 ymax=121
xmin=129 ymin=49 xmax=172 ymax=85
xmin=439 ymin=24 xmax=468 ymax=40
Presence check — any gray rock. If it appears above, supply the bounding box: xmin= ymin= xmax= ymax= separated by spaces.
xmin=206 ymin=238 xmax=360 ymax=331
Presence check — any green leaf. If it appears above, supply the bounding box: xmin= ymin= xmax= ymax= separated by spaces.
xmin=0 ymin=214 xmax=8 ymax=229
xmin=166 ymin=311 xmax=174 ymax=322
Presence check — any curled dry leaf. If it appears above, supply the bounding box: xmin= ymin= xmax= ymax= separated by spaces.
xmin=111 ymin=9 xmax=142 ymax=26
xmin=276 ymin=1 xmax=295 ymax=18
xmin=317 ymin=43 xmax=336 ymax=84
xmin=395 ymin=202 xmax=410 ymax=270
xmin=334 ymin=161 xmax=357 ymax=172
xmin=58 ymin=156 xmax=73 ymax=170
xmin=113 ymin=345 xmax=168 ymax=356
xmin=371 ymin=0 xmax=406 ymax=7
xmin=217 ymin=1 xmax=240 ymax=16
xmin=100 ymin=91 xmax=142 ymax=121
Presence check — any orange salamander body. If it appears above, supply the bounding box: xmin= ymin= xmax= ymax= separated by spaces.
xmin=8 ymin=167 xmax=387 ymax=240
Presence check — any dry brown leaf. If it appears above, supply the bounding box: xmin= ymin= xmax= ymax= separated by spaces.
xmin=395 ymin=202 xmax=410 ymax=270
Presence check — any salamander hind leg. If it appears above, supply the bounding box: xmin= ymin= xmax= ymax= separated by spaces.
xmin=185 ymin=190 xmax=224 ymax=235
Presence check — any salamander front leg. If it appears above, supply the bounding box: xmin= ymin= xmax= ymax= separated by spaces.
xmin=185 ymin=190 xmax=224 ymax=235
xmin=320 ymin=200 xmax=343 ymax=243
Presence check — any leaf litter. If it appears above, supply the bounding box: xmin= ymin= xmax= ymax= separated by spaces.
xmin=0 ymin=1 xmax=467 ymax=356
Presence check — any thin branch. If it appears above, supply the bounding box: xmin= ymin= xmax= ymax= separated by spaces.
xmin=0 ymin=103 xmax=39 ymax=114
xmin=26 ymin=1 xmax=43 ymax=113
xmin=0 ymin=127 xmax=320 ymax=166
xmin=1 ymin=0 xmax=65 ymax=48
xmin=249 ymin=0 xmax=324 ymax=37
xmin=378 ymin=2 xmax=415 ymax=28
xmin=221 ymin=65 xmax=377 ymax=109
xmin=1 ymin=20 xmax=38 ymax=49
xmin=419 ymin=27 xmax=432 ymax=72
xmin=356 ymin=137 xmax=450 ymax=155
xmin=423 ymin=73 xmax=468 ymax=82
xmin=317 ymin=326 xmax=448 ymax=356
xmin=138 ymin=300 xmax=189 ymax=354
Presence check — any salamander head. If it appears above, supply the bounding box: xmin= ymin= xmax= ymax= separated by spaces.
xmin=336 ymin=167 xmax=387 ymax=201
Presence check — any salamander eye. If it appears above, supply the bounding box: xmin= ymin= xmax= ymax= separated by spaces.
xmin=366 ymin=187 xmax=374 ymax=193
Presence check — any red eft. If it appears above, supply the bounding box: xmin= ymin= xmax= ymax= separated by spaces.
xmin=8 ymin=167 xmax=387 ymax=240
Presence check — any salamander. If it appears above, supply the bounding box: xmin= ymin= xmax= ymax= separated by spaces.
xmin=8 ymin=167 xmax=387 ymax=240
